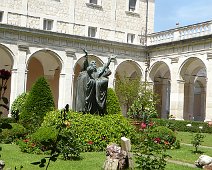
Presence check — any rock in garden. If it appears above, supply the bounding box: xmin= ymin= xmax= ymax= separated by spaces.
xmin=103 ymin=141 xmax=130 ymax=170
xmin=195 ymin=155 xmax=212 ymax=167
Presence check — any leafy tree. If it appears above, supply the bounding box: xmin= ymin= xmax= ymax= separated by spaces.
xmin=106 ymin=88 xmax=121 ymax=114
xmin=115 ymin=76 xmax=140 ymax=112
xmin=20 ymin=77 xmax=55 ymax=131
xmin=127 ymin=82 xmax=159 ymax=122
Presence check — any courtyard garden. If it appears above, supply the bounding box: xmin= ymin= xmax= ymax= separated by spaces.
xmin=1 ymin=72 xmax=212 ymax=170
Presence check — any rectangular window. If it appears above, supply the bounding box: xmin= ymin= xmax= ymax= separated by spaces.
xmin=0 ymin=11 xmax=3 ymax=22
xmin=127 ymin=33 xmax=135 ymax=43
xmin=129 ymin=0 xmax=137 ymax=12
xmin=43 ymin=19 xmax=53 ymax=31
xmin=88 ymin=27 xmax=97 ymax=38
xmin=89 ymin=0 xmax=97 ymax=4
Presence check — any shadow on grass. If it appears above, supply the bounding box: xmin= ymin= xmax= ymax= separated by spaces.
xmin=190 ymin=150 xmax=204 ymax=154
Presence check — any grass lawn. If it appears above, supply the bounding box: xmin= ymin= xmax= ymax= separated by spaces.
xmin=166 ymin=144 xmax=212 ymax=164
xmin=176 ymin=131 xmax=212 ymax=147
xmin=165 ymin=163 xmax=196 ymax=170
xmin=1 ymin=144 xmax=105 ymax=170
xmin=1 ymin=143 xmax=203 ymax=170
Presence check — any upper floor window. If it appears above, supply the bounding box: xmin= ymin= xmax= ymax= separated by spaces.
xmin=127 ymin=33 xmax=135 ymax=44
xmin=89 ymin=0 xmax=97 ymax=4
xmin=129 ymin=0 xmax=137 ymax=12
xmin=43 ymin=19 xmax=53 ymax=31
xmin=88 ymin=26 xmax=97 ymax=38
xmin=86 ymin=0 xmax=102 ymax=8
xmin=0 ymin=11 xmax=3 ymax=22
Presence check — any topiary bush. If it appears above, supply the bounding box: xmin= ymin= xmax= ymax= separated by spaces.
xmin=20 ymin=77 xmax=55 ymax=132
xmin=0 ymin=123 xmax=27 ymax=143
xmin=106 ymin=88 xmax=121 ymax=114
xmin=41 ymin=110 xmax=138 ymax=152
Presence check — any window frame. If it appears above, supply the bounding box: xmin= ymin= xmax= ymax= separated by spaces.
xmin=86 ymin=0 xmax=102 ymax=8
xmin=89 ymin=0 xmax=97 ymax=5
xmin=0 ymin=11 xmax=4 ymax=23
xmin=43 ymin=19 xmax=53 ymax=31
xmin=127 ymin=33 xmax=135 ymax=44
xmin=88 ymin=26 xmax=97 ymax=38
xmin=126 ymin=0 xmax=139 ymax=13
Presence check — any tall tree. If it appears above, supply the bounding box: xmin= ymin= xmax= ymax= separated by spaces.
xmin=115 ymin=75 xmax=140 ymax=113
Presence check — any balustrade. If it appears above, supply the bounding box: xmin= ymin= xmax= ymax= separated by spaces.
xmin=147 ymin=20 xmax=212 ymax=45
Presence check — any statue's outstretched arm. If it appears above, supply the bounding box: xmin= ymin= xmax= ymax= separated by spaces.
xmin=98 ymin=57 xmax=112 ymax=78
xmin=82 ymin=48 xmax=89 ymax=71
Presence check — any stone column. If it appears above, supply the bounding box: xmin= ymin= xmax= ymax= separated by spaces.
xmin=169 ymin=79 xmax=185 ymax=120
xmin=8 ymin=44 xmax=28 ymax=116
xmin=188 ymin=83 xmax=194 ymax=120
xmin=57 ymin=50 xmax=76 ymax=110
xmin=205 ymin=54 xmax=212 ymax=121
xmin=8 ymin=68 xmax=18 ymax=117
xmin=161 ymin=79 xmax=169 ymax=119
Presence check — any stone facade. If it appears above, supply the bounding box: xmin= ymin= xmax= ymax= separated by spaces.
xmin=0 ymin=0 xmax=154 ymax=44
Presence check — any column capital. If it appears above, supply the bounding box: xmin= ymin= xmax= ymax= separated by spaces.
xmin=18 ymin=43 xmax=29 ymax=52
xmin=207 ymin=52 xmax=212 ymax=60
xmin=66 ymin=49 xmax=76 ymax=59
xmin=177 ymin=79 xmax=185 ymax=84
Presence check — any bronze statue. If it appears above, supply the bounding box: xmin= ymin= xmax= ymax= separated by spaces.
xmin=75 ymin=49 xmax=112 ymax=115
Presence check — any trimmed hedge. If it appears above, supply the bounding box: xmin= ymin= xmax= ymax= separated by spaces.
xmin=152 ymin=118 xmax=212 ymax=133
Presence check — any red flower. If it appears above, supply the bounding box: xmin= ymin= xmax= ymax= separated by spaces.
xmin=154 ymin=138 xmax=161 ymax=143
xmin=140 ymin=122 xmax=147 ymax=129
xmin=23 ymin=139 xmax=29 ymax=143
xmin=31 ymin=143 xmax=36 ymax=147
xmin=164 ymin=141 xmax=169 ymax=145
xmin=88 ymin=141 xmax=93 ymax=145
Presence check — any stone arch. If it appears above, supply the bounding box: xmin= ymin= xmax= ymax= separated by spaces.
xmin=72 ymin=55 xmax=103 ymax=110
xmin=115 ymin=60 xmax=143 ymax=80
xmin=26 ymin=49 xmax=63 ymax=108
xmin=114 ymin=60 xmax=143 ymax=115
xmin=0 ymin=44 xmax=14 ymax=116
xmin=149 ymin=61 xmax=171 ymax=118
xmin=179 ymin=57 xmax=206 ymax=121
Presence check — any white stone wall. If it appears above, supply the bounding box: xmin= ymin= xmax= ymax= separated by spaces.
xmin=0 ymin=0 xmax=155 ymax=44
xmin=7 ymin=13 xmax=22 ymax=26
xmin=27 ymin=16 xmax=40 ymax=29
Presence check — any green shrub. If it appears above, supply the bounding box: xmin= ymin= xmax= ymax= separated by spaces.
xmin=20 ymin=77 xmax=55 ymax=131
xmin=41 ymin=110 xmax=138 ymax=152
xmin=106 ymin=88 xmax=121 ymax=114
xmin=31 ymin=126 xmax=58 ymax=146
xmin=11 ymin=92 xmax=28 ymax=113
xmin=0 ymin=123 xmax=27 ymax=143
xmin=0 ymin=117 xmax=15 ymax=124
xmin=152 ymin=118 xmax=212 ymax=133
xmin=149 ymin=126 xmax=176 ymax=146
xmin=20 ymin=117 xmax=81 ymax=159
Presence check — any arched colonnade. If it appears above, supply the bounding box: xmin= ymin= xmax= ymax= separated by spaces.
xmin=0 ymin=43 xmax=211 ymax=121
